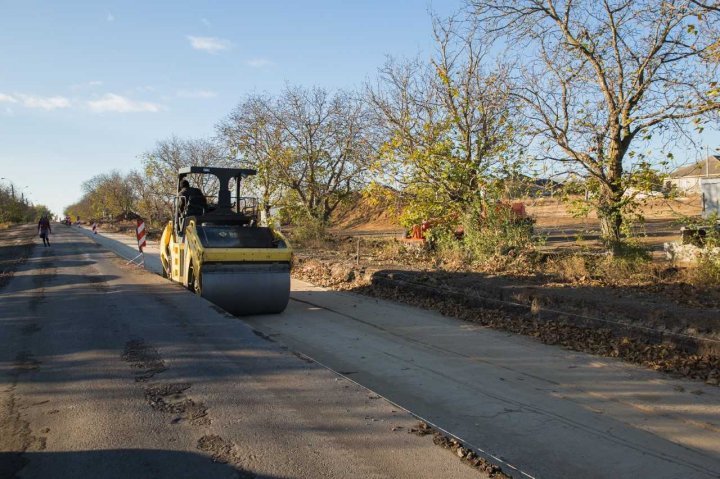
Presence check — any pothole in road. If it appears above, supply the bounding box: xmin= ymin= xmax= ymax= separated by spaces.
xmin=122 ymin=339 xmax=211 ymax=426
xmin=197 ymin=434 xmax=237 ymax=464
xmin=196 ymin=434 xmax=254 ymax=478
xmin=145 ymin=382 xmax=210 ymax=426
xmin=122 ymin=339 xmax=166 ymax=381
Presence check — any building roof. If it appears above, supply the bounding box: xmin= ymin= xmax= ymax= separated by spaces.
xmin=502 ymin=172 xmax=564 ymax=188
xmin=669 ymin=155 xmax=720 ymax=178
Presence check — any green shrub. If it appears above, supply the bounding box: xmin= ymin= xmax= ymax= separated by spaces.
xmin=693 ymin=255 xmax=720 ymax=285
xmin=461 ymin=200 xmax=535 ymax=262
xmin=286 ymin=211 xmax=328 ymax=246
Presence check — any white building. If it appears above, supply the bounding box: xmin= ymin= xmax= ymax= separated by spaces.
xmin=701 ymin=178 xmax=720 ymax=219
xmin=667 ymin=155 xmax=720 ymax=193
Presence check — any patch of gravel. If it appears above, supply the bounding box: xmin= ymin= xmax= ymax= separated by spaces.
xmin=410 ymin=422 xmax=512 ymax=478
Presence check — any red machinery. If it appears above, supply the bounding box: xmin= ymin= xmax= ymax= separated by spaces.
xmin=403 ymin=202 xmax=533 ymax=244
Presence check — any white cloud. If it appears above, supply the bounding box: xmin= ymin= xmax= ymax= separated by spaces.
xmin=16 ymin=94 xmax=71 ymax=110
xmin=0 ymin=92 xmax=70 ymax=110
xmin=107 ymin=13 xmax=115 ymax=22
xmin=87 ymin=93 xmax=161 ymax=113
xmin=176 ymin=89 xmax=217 ymax=99
xmin=187 ymin=35 xmax=231 ymax=54
xmin=246 ymin=58 xmax=274 ymax=68
xmin=70 ymin=80 xmax=103 ymax=91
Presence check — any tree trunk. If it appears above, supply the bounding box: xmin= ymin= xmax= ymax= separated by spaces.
xmin=597 ymin=187 xmax=624 ymax=253
xmin=263 ymin=204 xmax=271 ymax=224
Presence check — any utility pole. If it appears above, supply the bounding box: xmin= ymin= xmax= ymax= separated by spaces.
xmin=707 ymin=145 xmax=710 ymax=178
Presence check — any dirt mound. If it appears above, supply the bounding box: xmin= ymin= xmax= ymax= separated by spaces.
xmin=331 ymin=191 xmax=402 ymax=231
xmin=526 ymin=195 xmax=702 ymax=227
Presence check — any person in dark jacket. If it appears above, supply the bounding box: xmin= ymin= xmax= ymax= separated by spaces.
xmin=179 ymin=179 xmax=207 ymax=216
xmin=38 ymin=215 xmax=52 ymax=247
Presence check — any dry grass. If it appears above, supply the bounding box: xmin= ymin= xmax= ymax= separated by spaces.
xmin=526 ymin=194 xmax=702 ymax=227
xmin=544 ymin=255 xmax=593 ymax=282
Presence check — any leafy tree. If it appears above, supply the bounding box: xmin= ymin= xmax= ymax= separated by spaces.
xmin=0 ymin=182 xmax=46 ymax=223
xmin=64 ymin=195 xmax=94 ymax=222
xmin=469 ymin=0 xmax=720 ymax=250
xmin=367 ymin=16 xmax=517 ymax=228
xmin=127 ymin=170 xmax=169 ymax=226
xmin=81 ymin=170 xmax=136 ymax=220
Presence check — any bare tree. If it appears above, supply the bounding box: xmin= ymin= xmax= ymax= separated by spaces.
xmin=217 ymin=94 xmax=286 ymax=222
xmin=273 ymin=86 xmax=375 ymax=223
xmin=139 ymin=136 xmax=230 ymax=219
xmin=469 ymin=0 xmax=720 ymax=247
xmin=367 ymin=16 xmax=516 ymax=225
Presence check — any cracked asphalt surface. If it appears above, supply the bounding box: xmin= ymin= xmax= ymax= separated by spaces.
xmin=7 ymin=224 xmax=720 ymax=479
xmin=0 ymin=225 xmax=487 ymax=479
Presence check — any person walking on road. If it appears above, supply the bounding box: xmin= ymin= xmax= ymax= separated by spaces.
xmin=38 ymin=215 xmax=52 ymax=247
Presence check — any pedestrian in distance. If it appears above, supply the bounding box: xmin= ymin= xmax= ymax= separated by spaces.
xmin=38 ymin=215 xmax=52 ymax=247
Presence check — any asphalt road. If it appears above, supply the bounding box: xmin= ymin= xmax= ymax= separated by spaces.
xmin=38 ymin=225 xmax=720 ymax=478
xmin=0 ymin=226 xmax=487 ymax=479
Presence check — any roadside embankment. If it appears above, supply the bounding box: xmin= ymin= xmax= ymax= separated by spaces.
xmin=0 ymin=224 xmax=37 ymax=289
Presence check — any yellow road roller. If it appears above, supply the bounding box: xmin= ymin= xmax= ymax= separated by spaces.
xmin=160 ymin=166 xmax=292 ymax=315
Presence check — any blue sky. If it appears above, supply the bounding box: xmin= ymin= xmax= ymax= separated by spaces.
xmin=2 ymin=1 xmax=718 ymax=216
xmin=0 ymin=0 xmax=461 ymax=215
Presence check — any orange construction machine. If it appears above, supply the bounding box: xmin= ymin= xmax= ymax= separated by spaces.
xmin=403 ymin=201 xmax=533 ymax=245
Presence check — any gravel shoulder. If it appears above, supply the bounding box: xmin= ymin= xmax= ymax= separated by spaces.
xmin=0 ymin=224 xmax=36 ymax=290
